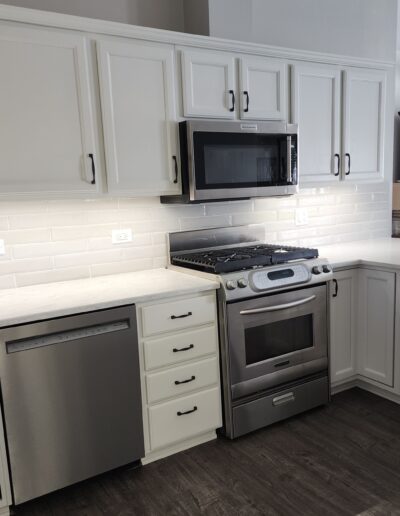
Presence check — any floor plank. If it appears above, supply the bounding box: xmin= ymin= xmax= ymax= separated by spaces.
xmin=13 ymin=388 xmax=400 ymax=515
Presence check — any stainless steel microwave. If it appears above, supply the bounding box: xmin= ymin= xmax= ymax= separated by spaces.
xmin=161 ymin=120 xmax=298 ymax=204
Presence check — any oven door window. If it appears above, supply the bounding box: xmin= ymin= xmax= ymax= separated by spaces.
xmin=193 ymin=132 xmax=292 ymax=189
xmin=245 ymin=314 xmax=314 ymax=366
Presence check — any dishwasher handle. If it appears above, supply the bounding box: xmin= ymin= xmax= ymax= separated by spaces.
xmin=240 ymin=295 xmax=316 ymax=315
xmin=6 ymin=320 xmax=130 ymax=354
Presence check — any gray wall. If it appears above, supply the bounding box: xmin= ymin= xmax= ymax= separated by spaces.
xmin=0 ymin=0 xmax=185 ymax=31
xmin=208 ymin=0 xmax=398 ymax=62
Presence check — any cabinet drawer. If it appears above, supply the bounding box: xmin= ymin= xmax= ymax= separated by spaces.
xmin=141 ymin=295 xmax=215 ymax=337
xmin=148 ymin=387 xmax=221 ymax=450
xmin=146 ymin=357 xmax=219 ymax=404
xmin=144 ymin=325 xmax=218 ymax=370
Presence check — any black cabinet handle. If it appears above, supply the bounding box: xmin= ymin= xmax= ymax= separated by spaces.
xmin=172 ymin=155 xmax=178 ymax=184
xmin=229 ymin=90 xmax=235 ymax=112
xmin=345 ymin=153 xmax=351 ymax=176
xmin=333 ymin=279 xmax=339 ymax=298
xmin=173 ymin=344 xmax=194 ymax=353
xmin=243 ymin=91 xmax=249 ymax=112
xmin=175 ymin=375 xmax=196 ymax=385
xmin=88 ymin=153 xmax=96 ymax=185
xmin=171 ymin=311 xmax=192 ymax=320
xmin=177 ymin=406 xmax=198 ymax=416
xmin=334 ymin=153 xmax=340 ymax=176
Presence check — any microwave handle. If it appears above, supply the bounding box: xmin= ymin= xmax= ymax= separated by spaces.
xmin=240 ymin=295 xmax=316 ymax=315
xmin=287 ymin=136 xmax=292 ymax=183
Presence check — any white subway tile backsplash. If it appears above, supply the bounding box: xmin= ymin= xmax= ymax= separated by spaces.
xmin=16 ymin=266 xmax=91 ymax=287
xmin=0 ymin=182 xmax=392 ymax=289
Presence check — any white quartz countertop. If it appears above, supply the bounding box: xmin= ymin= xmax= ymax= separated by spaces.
xmin=320 ymin=238 xmax=400 ymax=270
xmin=0 ymin=268 xmax=219 ymax=327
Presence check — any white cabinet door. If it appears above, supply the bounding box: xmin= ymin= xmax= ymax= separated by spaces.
xmin=342 ymin=68 xmax=386 ymax=182
xmin=239 ymin=56 xmax=287 ymax=120
xmin=291 ymin=63 xmax=341 ymax=184
xmin=358 ymin=269 xmax=395 ymax=386
xmin=0 ymin=24 xmax=98 ymax=196
xmin=330 ymin=270 xmax=357 ymax=384
xmin=97 ymin=40 xmax=179 ymax=196
xmin=181 ymin=49 xmax=236 ymax=118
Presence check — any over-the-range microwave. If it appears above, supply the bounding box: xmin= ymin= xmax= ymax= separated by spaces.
xmin=161 ymin=120 xmax=298 ymax=204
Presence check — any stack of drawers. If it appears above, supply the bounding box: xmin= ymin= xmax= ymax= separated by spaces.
xmin=137 ymin=292 xmax=222 ymax=462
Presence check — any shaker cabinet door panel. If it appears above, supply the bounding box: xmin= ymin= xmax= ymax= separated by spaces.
xmin=181 ymin=49 xmax=236 ymax=119
xmin=342 ymin=68 xmax=386 ymax=181
xmin=97 ymin=40 xmax=179 ymax=196
xmin=357 ymin=269 xmax=395 ymax=386
xmin=0 ymin=24 xmax=98 ymax=195
xmin=330 ymin=270 xmax=357 ymax=384
xmin=239 ymin=56 xmax=287 ymax=120
xmin=291 ymin=63 xmax=341 ymax=184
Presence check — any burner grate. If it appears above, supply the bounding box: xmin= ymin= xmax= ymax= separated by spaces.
xmin=171 ymin=244 xmax=318 ymax=273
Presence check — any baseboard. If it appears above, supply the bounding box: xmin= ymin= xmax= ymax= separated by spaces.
xmin=142 ymin=431 xmax=217 ymax=465
xmin=331 ymin=378 xmax=400 ymax=405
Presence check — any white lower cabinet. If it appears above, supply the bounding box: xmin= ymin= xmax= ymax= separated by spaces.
xmin=330 ymin=269 xmax=358 ymax=384
xmin=330 ymin=267 xmax=396 ymax=390
xmin=148 ymin=387 xmax=221 ymax=450
xmin=137 ymin=292 xmax=222 ymax=463
xmin=357 ymin=269 xmax=395 ymax=386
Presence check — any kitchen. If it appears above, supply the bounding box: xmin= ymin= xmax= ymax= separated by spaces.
xmin=0 ymin=0 xmax=398 ymax=514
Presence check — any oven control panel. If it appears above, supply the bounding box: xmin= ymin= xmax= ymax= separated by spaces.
xmin=251 ymin=264 xmax=310 ymax=291
xmin=221 ymin=259 xmax=333 ymax=301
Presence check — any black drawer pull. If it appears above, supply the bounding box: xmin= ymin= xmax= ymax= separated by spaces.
xmin=171 ymin=311 xmax=192 ymax=320
xmin=175 ymin=375 xmax=196 ymax=385
xmin=177 ymin=406 xmax=198 ymax=416
xmin=173 ymin=344 xmax=194 ymax=353
xmin=88 ymin=153 xmax=96 ymax=184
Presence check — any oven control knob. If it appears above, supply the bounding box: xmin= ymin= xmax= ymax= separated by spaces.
xmin=237 ymin=278 xmax=248 ymax=288
xmin=312 ymin=266 xmax=322 ymax=275
xmin=226 ymin=280 xmax=237 ymax=290
xmin=322 ymin=265 xmax=331 ymax=273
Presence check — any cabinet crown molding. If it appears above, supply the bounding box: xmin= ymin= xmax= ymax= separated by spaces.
xmin=0 ymin=4 xmax=394 ymax=70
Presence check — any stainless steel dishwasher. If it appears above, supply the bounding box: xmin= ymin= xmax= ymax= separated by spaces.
xmin=0 ymin=305 xmax=144 ymax=504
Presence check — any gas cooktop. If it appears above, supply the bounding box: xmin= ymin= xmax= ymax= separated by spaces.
xmin=171 ymin=244 xmax=319 ymax=273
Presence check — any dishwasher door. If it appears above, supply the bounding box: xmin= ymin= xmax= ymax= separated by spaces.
xmin=0 ymin=305 xmax=144 ymax=504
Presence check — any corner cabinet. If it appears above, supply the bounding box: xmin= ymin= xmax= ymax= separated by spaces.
xmin=97 ymin=40 xmax=180 ymax=196
xmin=330 ymin=269 xmax=358 ymax=384
xmin=357 ymin=269 xmax=395 ymax=387
xmin=0 ymin=24 xmax=99 ymax=196
xmin=342 ymin=69 xmax=386 ymax=182
xmin=136 ymin=292 xmax=222 ymax=463
xmin=181 ymin=48 xmax=287 ymax=121
xmin=292 ymin=63 xmax=386 ymax=184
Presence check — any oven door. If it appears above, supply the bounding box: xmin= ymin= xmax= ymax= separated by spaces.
xmin=185 ymin=120 xmax=298 ymax=201
xmin=226 ymin=284 xmax=328 ymax=400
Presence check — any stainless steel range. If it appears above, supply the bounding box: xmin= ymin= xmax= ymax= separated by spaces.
xmin=168 ymin=225 xmax=332 ymax=438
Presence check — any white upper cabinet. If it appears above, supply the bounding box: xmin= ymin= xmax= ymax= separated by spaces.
xmin=342 ymin=68 xmax=386 ymax=182
xmin=291 ymin=63 xmax=341 ymax=184
xmin=239 ymin=56 xmax=287 ymax=120
xmin=330 ymin=270 xmax=358 ymax=385
xmin=357 ymin=269 xmax=395 ymax=387
xmin=97 ymin=39 xmax=180 ymax=196
xmin=0 ymin=24 xmax=99 ymax=196
xmin=292 ymin=62 xmax=387 ymax=185
xmin=181 ymin=49 xmax=236 ymax=119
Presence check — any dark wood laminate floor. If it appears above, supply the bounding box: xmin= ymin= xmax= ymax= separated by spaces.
xmin=13 ymin=388 xmax=400 ymax=516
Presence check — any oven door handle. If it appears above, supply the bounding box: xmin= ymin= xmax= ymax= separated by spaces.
xmin=239 ymin=295 xmax=316 ymax=315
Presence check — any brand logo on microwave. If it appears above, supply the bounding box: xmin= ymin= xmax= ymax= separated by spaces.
xmin=240 ymin=123 xmax=258 ymax=132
